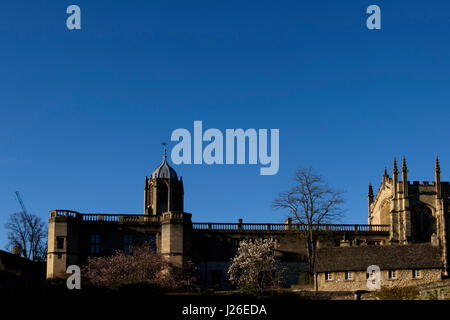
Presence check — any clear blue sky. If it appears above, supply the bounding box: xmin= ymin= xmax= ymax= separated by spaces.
xmin=1 ymin=0 xmax=450 ymax=249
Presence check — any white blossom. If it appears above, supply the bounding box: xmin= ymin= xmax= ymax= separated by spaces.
xmin=228 ymin=237 xmax=282 ymax=294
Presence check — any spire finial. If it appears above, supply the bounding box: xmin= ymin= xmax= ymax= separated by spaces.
xmin=436 ymin=156 xmax=441 ymax=173
xmin=393 ymin=157 xmax=398 ymax=174
xmin=384 ymin=167 xmax=388 ymax=177
xmin=402 ymin=155 xmax=407 ymax=172
xmin=162 ymin=142 xmax=167 ymax=160
xmin=368 ymin=183 xmax=374 ymax=198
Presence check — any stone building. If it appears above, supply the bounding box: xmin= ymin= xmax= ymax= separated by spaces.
xmin=368 ymin=157 xmax=448 ymax=261
xmin=46 ymin=153 xmax=449 ymax=291
xmin=314 ymin=157 xmax=449 ymax=291
xmin=314 ymin=244 xmax=443 ymax=292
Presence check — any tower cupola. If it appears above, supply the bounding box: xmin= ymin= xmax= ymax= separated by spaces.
xmin=144 ymin=146 xmax=184 ymax=215
xmin=151 ymin=148 xmax=178 ymax=180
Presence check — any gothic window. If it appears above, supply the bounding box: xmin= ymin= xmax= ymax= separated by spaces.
xmin=158 ymin=184 xmax=169 ymax=213
xmin=411 ymin=206 xmax=433 ymax=243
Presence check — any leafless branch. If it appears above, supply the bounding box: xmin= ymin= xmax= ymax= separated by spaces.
xmin=5 ymin=211 xmax=47 ymax=262
xmin=272 ymin=166 xmax=345 ymax=272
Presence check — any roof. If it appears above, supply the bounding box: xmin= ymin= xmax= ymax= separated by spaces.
xmin=0 ymin=250 xmax=44 ymax=276
xmin=314 ymin=243 xmax=443 ymax=273
xmin=151 ymin=149 xmax=178 ymax=180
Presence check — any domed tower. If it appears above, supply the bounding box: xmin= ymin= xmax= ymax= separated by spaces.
xmin=144 ymin=147 xmax=184 ymax=215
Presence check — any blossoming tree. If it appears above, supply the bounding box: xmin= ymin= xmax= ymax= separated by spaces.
xmin=228 ymin=237 xmax=282 ymax=295
xmin=82 ymin=244 xmax=197 ymax=291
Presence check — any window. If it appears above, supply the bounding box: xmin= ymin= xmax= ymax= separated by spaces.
xmin=366 ymin=270 xmax=376 ymax=280
xmin=90 ymin=234 xmax=100 ymax=254
xmin=388 ymin=270 xmax=397 ymax=280
xmin=345 ymin=271 xmax=353 ymax=280
xmin=124 ymin=234 xmax=133 ymax=254
xmin=56 ymin=237 xmax=64 ymax=249
xmin=325 ymin=272 xmax=333 ymax=281
xmin=412 ymin=269 xmax=421 ymax=279
xmin=148 ymin=234 xmax=156 ymax=253
xmin=411 ymin=206 xmax=433 ymax=243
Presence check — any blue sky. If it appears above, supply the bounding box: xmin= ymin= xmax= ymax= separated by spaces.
xmin=1 ymin=1 xmax=450 ymax=249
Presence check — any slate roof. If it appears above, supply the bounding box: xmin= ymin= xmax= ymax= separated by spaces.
xmin=314 ymin=243 xmax=443 ymax=273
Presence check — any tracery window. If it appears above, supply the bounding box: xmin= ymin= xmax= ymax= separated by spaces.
xmin=411 ymin=206 xmax=433 ymax=242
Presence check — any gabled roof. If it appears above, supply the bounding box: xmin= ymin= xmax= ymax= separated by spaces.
xmin=314 ymin=243 xmax=443 ymax=273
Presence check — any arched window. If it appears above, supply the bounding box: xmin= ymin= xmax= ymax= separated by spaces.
xmin=411 ymin=206 xmax=433 ymax=243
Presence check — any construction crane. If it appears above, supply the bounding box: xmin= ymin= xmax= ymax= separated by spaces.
xmin=14 ymin=191 xmax=28 ymax=214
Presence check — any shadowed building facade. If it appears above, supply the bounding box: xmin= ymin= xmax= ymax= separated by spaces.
xmin=0 ymin=249 xmax=45 ymax=291
xmin=47 ymin=154 xmax=449 ymax=290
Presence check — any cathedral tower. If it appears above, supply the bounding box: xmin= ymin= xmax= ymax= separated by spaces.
xmin=368 ymin=157 xmax=450 ymax=273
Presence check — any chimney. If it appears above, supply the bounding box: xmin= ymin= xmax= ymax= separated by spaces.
xmin=12 ymin=245 xmax=22 ymax=256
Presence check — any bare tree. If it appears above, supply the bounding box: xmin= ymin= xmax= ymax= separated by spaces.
xmin=5 ymin=211 xmax=47 ymax=261
xmin=272 ymin=167 xmax=345 ymax=274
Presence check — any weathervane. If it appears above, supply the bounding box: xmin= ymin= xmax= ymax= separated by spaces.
xmin=162 ymin=142 xmax=167 ymax=159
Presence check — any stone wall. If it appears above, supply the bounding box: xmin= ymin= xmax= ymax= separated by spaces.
xmin=316 ymin=268 xmax=442 ymax=292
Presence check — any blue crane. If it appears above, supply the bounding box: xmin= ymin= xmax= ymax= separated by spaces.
xmin=14 ymin=191 xmax=28 ymax=214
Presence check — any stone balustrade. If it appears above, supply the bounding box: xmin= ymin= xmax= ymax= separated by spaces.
xmin=49 ymin=210 xmax=159 ymax=224
xmin=49 ymin=210 xmax=389 ymax=233
xmin=192 ymin=222 xmax=389 ymax=233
